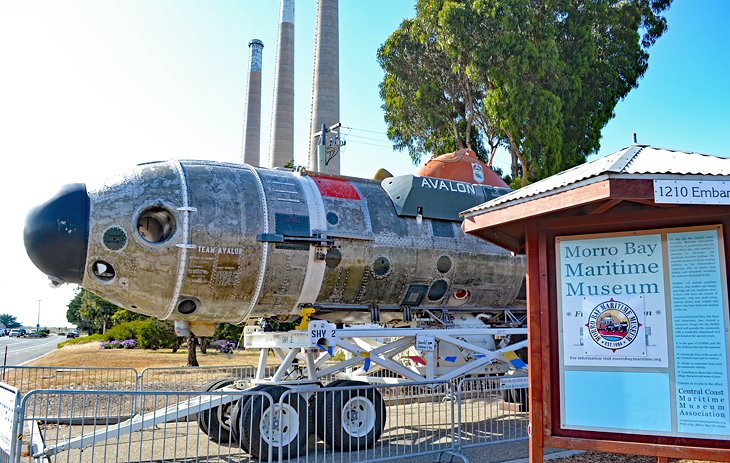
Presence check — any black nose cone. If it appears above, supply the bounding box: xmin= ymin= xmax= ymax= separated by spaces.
xmin=24 ymin=183 xmax=90 ymax=284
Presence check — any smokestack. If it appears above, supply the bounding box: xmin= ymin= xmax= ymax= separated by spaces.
xmin=269 ymin=0 xmax=295 ymax=168
xmin=242 ymin=39 xmax=264 ymax=166
xmin=308 ymin=0 xmax=340 ymax=174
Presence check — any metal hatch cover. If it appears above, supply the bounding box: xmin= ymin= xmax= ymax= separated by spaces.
xmin=381 ymin=175 xmax=510 ymax=222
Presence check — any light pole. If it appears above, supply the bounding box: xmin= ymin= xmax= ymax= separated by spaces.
xmin=37 ymin=300 xmax=41 ymax=331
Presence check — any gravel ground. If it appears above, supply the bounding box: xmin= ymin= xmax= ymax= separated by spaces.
xmin=547 ymin=451 xmax=719 ymax=463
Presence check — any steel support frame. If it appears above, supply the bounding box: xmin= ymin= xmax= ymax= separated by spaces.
xmin=246 ymin=324 xmax=528 ymax=385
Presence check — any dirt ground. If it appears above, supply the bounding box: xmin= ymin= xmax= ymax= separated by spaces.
xmin=28 ymin=341 xmax=270 ymax=370
xmin=550 ymin=452 xmax=718 ymax=463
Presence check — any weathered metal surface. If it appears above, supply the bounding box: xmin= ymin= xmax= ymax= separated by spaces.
xmin=81 ymin=161 xmax=524 ymax=325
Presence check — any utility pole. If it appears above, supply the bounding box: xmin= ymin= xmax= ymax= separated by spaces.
xmin=312 ymin=123 xmax=345 ymax=172
xmin=37 ymin=299 xmax=41 ymax=331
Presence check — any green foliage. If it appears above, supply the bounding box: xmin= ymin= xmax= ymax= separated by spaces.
xmin=214 ymin=323 xmax=244 ymax=342
xmin=379 ymin=0 xmax=671 ymax=185
xmin=0 ymin=314 xmax=21 ymax=329
xmin=138 ymin=320 xmax=178 ymax=350
xmin=104 ymin=320 xmax=148 ymax=341
xmin=111 ymin=309 xmax=150 ymax=326
xmin=66 ymin=289 xmax=122 ymax=334
xmin=58 ymin=334 xmax=104 ymax=348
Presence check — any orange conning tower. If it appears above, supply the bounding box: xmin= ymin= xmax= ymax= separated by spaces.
xmin=416 ymin=149 xmax=509 ymax=188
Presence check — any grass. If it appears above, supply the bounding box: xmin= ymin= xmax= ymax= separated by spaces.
xmin=31 ymin=341 xmax=275 ymax=370
xmin=56 ymin=334 xmax=104 ymax=348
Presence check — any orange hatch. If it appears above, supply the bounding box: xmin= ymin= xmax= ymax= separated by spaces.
xmin=416 ymin=149 xmax=509 ymax=188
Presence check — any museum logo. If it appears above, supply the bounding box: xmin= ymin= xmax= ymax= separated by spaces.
xmin=586 ymin=299 xmax=641 ymax=352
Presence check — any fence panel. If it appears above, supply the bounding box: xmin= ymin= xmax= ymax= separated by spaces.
xmin=0 ymin=366 xmax=138 ymax=395
xmin=17 ymin=389 xmax=273 ymax=463
xmin=277 ymin=381 xmax=459 ymax=463
xmin=456 ymin=375 xmax=529 ymax=448
xmin=138 ymin=365 xmax=260 ymax=391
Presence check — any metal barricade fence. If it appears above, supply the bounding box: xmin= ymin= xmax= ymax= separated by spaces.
xmin=17 ymin=389 xmax=275 ymax=463
xmin=138 ymin=365 xmax=259 ymax=391
xmin=14 ymin=382 xmax=469 ymax=463
xmin=456 ymin=376 xmax=529 ymax=448
xmin=4 ymin=367 xmax=528 ymax=462
xmin=275 ymin=381 xmax=460 ymax=463
xmin=0 ymin=366 xmax=139 ymax=395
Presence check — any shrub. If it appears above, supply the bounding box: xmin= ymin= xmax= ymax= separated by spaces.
xmin=214 ymin=341 xmax=238 ymax=355
xmin=214 ymin=323 xmax=244 ymax=341
xmin=138 ymin=320 xmax=177 ymax=350
xmin=103 ymin=320 xmax=147 ymax=341
xmin=58 ymin=334 xmax=104 ymax=348
xmin=100 ymin=339 xmax=137 ymax=349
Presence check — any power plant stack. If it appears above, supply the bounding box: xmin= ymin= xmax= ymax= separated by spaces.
xmin=269 ymin=0 xmax=295 ymax=168
xmin=308 ymin=0 xmax=340 ymax=174
xmin=242 ymin=39 xmax=264 ymax=166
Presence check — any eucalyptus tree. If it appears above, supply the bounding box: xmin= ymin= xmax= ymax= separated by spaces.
xmin=379 ymin=0 xmax=671 ymax=186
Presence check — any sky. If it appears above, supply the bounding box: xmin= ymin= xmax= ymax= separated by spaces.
xmin=0 ymin=0 xmax=728 ymax=328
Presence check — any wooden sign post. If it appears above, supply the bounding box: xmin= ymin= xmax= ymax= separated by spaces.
xmin=463 ymin=146 xmax=730 ymax=462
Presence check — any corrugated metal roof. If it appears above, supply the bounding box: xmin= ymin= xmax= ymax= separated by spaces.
xmin=462 ymin=145 xmax=730 ymax=216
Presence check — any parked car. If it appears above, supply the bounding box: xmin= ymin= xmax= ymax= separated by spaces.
xmin=66 ymin=330 xmax=80 ymax=339
xmin=8 ymin=329 xmax=22 ymax=337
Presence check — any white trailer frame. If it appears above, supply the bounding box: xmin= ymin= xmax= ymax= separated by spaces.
xmin=244 ymin=321 xmax=528 ymax=386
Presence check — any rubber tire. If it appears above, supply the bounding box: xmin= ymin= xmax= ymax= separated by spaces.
xmin=198 ymin=379 xmax=235 ymax=441
xmin=316 ymin=380 xmax=386 ymax=451
xmin=239 ymin=385 xmax=309 ymax=461
xmin=230 ymin=384 xmax=272 ymax=447
xmin=313 ymin=380 xmax=353 ymax=441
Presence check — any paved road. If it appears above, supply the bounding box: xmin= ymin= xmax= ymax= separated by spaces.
xmin=0 ymin=334 xmax=62 ymax=366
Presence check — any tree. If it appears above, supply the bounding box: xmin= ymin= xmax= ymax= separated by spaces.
xmin=379 ymin=0 xmax=671 ymax=185
xmin=111 ymin=309 xmax=149 ymax=326
xmin=66 ymin=289 xmax=122 ymax=334
xmin=378 ymin=16 xmax=498 ymax=164
xmin=0 ymin=314 xmax=21 ymax=329
xmin=187 ymin=333 xmax=199 ymax=367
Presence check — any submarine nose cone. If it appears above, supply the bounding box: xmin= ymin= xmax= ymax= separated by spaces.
xmin=24 ymin=183 xmax=90 ymax=285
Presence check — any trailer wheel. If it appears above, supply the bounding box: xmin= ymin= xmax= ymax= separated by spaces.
xmin=316 ymin=380 xmax=386 ymax=451
xmin=239 ymin=385 xmax=308 ymax=460
xmin=198 ymin=379 xmax=235 ymax=442
xmin=230 ymin=384 xmax=272 ymax=445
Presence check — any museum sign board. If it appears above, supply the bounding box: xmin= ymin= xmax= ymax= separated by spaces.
xmin=557 ymin=225 xmax=730 ymax=440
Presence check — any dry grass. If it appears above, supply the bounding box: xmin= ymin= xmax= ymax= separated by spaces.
xmin=28 ymin=342 xmax=270 ymax=370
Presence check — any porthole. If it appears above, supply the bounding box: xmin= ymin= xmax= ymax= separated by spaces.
xmin=453 ymin=289 xmax=470 ymax=300
xmin=91 ymin=260 xmax=116 ymax=282
xmin=427 ymin=280 xmax=448 ymax=301
xmin=326 ymin=248 xmax=342 ymax=269
xmin=177 ymin=298 xmax=198 ymax=315
xmin=102 ymin=226 xmax=127 ymax=251
xmin=436 ymin=256 xmax=452 ymax=274
xmin=373 ymin=256 xmax=391 ymax=277
xmin=137 ymin=206 xmax=176 ymax=244
xmin=326 ymin=212 xmax=339 ymax=225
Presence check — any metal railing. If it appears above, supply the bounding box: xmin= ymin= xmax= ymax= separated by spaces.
xmin=0 ymin=366 xmax=138 ymax=394
xmin=4 ymin=366 xmax=529 ymax=463
xmin=456 ymin=376 xmax=529 ymax=448
xmin=138 ymin=365 xmax=260 ymax=391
